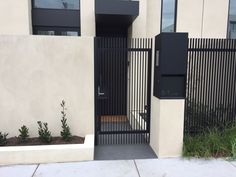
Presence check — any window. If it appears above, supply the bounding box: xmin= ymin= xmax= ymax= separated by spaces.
xmin=32 ymin=0 xmax=81 ymax=36
xmin=33 ymin=0 xmax=80 ymax=10
xmin=36 ymin=30 xmax=79 ymax=36
xmin=37 ymin=31 xmax=55 ymax=35
xmin=34 ymin=27 xmax=80 ymax=36
xmin=58 ymin=31 xmax=79 ymax=36
xmin=228 ymin=0 xmax=236 ymax=39
xmin=230 ymin=22 xmax=236 ymax=39
xmin=161 ymin=0 xmax=177 ymax=32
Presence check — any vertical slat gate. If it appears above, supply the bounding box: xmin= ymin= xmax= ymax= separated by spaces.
xmin=185 ymin=38 xmax=236 ymax=134
xmin=95 ymin=37 xmax=152 ymax=144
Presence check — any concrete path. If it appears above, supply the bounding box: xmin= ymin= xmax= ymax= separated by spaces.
xmin=1 ymin=158 xmax=236 ymax=177
xmin=95 ymin=144 xmax=157 ymax=160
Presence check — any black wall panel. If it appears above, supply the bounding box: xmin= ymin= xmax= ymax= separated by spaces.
xmin=154 ymin=33 xmax=188 ymax=99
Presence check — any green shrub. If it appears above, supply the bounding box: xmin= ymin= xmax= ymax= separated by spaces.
xmin=0 ymin=132 xmax=8 ymax=146
xmin=60 ymin=100 xmax=72 ymax=141
xmin=183 ymin=125 xmax=236 ymax=158
xmin=18 ymin=125 xmax=29 ymax=143
xmin=231 ymin=138 xmax=236 ymax=159
xmin=37 ymin=121 xmax=52 ymax=143
xmin=183 ymin=134 xmax=210 ymax=158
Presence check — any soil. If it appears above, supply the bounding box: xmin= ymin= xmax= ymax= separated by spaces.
xmin=213 ymin=151 xmax=229 ymax=158
xmin=3 ymin=136 xmax=85 ymax=146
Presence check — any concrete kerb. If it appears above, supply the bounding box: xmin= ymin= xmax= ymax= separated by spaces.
xmin=0 ymin=134 xmax=94 ymax=166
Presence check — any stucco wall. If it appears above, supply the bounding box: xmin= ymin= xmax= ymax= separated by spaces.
xmin=150 ymin=97 xmax=160 ymax=155
xmin=146 ymin=0 xmax=161 ymax=37
xmin=0 ymin=35 xmax=94 ymax=138
xmin=131 ymin=0 xmax=228 ymax=38
xmin=150 ymin=98 xmax=185 ymax=158
xmin=128 ymin=0 xmax=147 ymax=38
xmin=176 ymin=0 xmax=204 ymax=38
xmin=0 ymin=0 xmax=32 ymax=35
xmin=129 ymin=0 xmax=162 ymax=38
xmin=202 ymin=0 xmax=229 ymax=38
xmin=177 ymin=0 xmax=229 ymax=38
xmin=158 ymin=100 xmax=185 ymax=157
xmin=81 ymin=0 xmax=96 ymax=36
xmin=0 ymin=0 xmax=229 ymax=38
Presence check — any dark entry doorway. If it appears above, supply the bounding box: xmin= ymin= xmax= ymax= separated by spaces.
xmin=94 ymin=37 xmax=152 ymax=145
xmin=96 ymin=26 xmax=128 ymax=37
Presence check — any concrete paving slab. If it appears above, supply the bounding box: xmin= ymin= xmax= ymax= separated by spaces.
xmin=95 ymin=144 xmax=157 ymax=160
xmin=229 ymin=161 xmax=236 ymax=168
xmin=135 ymin=158 xmax=236 ymax=177
xmin=34 ymin=160 xmax=139 ymax=177
xmin=0 ymin=164 xmax=38 ymax=177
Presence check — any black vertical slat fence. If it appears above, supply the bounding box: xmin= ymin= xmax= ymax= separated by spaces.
xmin=185 ymin=38 xmax=236 ymax=134
xmin=95 ymin=37 xmax=152 ymax=144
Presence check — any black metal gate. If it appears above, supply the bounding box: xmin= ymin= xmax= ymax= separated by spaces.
xmin=94 ymin=37 xmax=152 ymax=144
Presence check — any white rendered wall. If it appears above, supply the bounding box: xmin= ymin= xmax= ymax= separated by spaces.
xmin=0 ymin=0 xmax=32 ymax=35
xmin=156 ymin=100 xmax=185 ymax=157
xmin=202 ymin=0 xmax=229 ymax=38
xmin=128 ymin=0 xmax=147 ymax=38
xmin=177 ymin=0 xmax=229 ymax=38
xmin=131 ymin=0 xmax=229 ymax=38
xmin=0 ymin=0 xmax=229 ymax=38
xmin=150 ymin=97 xmax=160 ymax=155
xmin=150 ymin=98 xmax=185 ymax=158
xmin=146 ymin=0 xmax=162 ymax=37
xmin=176 ymin=0 xmax=204 ymax=38
xmin=81 ymin=0 xmax=96 ymax=36
xmin=128 ymin=0 xmax=161 ymax=38
xmin=0 ymin=36 xmax=94 ymax=138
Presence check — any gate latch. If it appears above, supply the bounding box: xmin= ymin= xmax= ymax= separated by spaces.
xmin=98 ymin=86 xmax=105 ymax=96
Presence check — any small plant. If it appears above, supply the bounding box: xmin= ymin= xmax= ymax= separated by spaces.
xmin=0 ymin=132 xmax=8 ymax=146
xmin=37 ymin=121 xmax=52 ymax=143
xmin=183 ymin=125 xmax=236 ymax=158
xmin=18 ymin=125 xmax=29 ymax=143
xmin=60 ymin=100 xmax=72 ymax=141
xmin=231 ymin=138 xmax=236 ymax=160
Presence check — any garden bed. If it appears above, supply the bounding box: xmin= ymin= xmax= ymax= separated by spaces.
xmin=183 ymin=125 xmax=236 ymax=159
xmin=0 ymin=100 xmax=94 ymax=165
xmin=0 ymin=134 xmax=94 ymax=165
xmin=5 ymin=136 xmax=84 ymax=146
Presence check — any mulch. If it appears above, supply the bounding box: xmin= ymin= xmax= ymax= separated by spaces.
xmin=3 ymin=136 xmax=85 ymax=146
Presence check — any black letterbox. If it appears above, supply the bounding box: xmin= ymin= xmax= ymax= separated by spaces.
xmin=153 ymin=33 xmax=188 ymax=99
